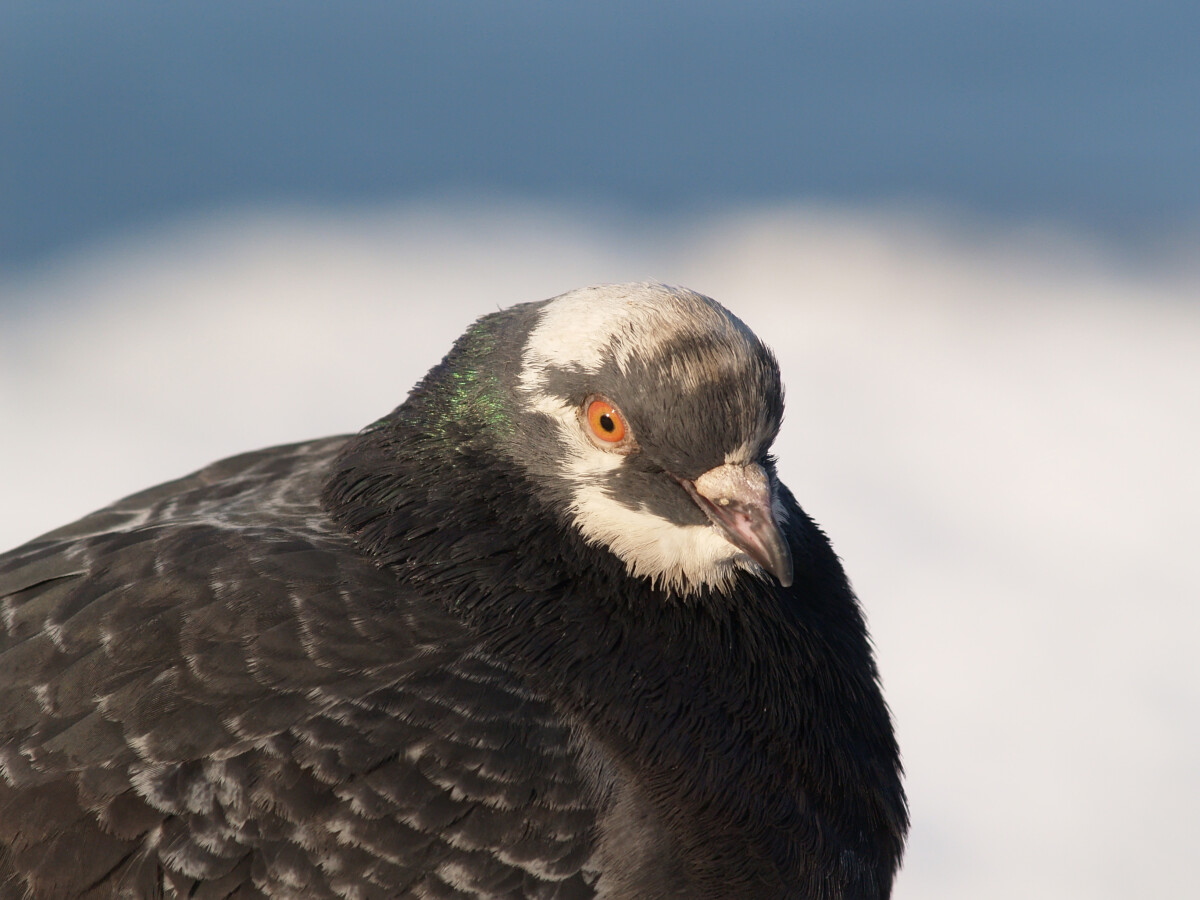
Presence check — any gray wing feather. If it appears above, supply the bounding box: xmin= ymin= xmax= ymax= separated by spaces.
xmin=0 ymin=440 xmax=599 ymax=899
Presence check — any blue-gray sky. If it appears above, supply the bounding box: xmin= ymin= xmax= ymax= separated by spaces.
xmin=3 ymin=1 xmax=1198 ymax=269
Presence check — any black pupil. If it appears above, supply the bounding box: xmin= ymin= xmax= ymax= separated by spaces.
xmin=599 ymin=414 xmax=615 ymax=432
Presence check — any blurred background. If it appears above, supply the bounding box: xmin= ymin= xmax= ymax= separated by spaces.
xmin=2 ymin=2 xmax=1198 ymax=897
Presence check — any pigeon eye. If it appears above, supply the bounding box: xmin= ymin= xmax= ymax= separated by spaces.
xmin=585 ymin=398 xmax=627 ymax=444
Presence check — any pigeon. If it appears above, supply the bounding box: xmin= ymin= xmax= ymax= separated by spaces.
xmin=0 ymin=283 xmax=907 ymax=899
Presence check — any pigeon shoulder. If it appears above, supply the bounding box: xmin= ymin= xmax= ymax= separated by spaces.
xmin=0 ymin=439 xmax=603 ymax=899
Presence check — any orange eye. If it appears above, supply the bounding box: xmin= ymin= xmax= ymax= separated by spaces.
xmin=586 ymin=398 xmax=627 ymax=443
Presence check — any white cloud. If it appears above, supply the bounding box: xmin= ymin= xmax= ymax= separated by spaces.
xmin=1 ymin=203 xmax=1197 ymax=898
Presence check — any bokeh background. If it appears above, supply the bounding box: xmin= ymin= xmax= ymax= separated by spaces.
xmin=2 ymin=3 xmax=1198 ymax=898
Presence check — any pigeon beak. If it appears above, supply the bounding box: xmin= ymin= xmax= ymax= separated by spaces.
xmin=682 ymin=463 xmax=794 ymax=588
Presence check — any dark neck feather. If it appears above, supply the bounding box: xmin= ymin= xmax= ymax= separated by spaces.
xmin=322 ymin=376 xmax=907 ymax=897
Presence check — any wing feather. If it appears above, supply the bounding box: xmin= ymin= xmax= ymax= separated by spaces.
xmin=0 ymin=440 xmax=599 ymax=898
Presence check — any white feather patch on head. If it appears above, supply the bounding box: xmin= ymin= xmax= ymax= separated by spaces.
xmin=517 ymin=283 xmax=761 ymax=594
xmin=568 ymin=482 xmax=754 ymax=593
xmin=519 ymin=282 xmax=741 ymax=395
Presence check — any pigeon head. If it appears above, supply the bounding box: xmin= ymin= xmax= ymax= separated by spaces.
xmin=505 ymin=283 xmax=790 ymax=594
xmin=330 ymin=283 xmax=792 ymax=596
